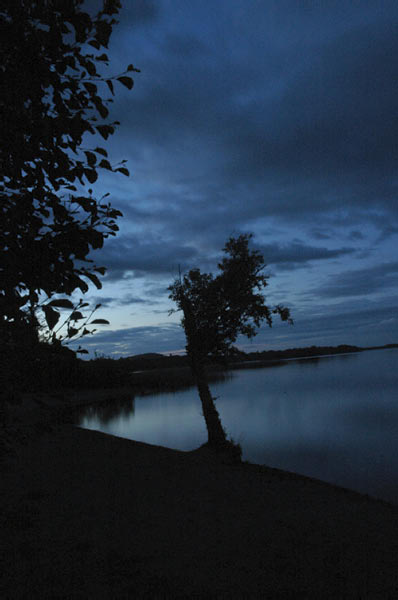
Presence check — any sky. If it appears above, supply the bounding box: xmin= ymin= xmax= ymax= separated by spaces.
xmin=68 ymin=0 xmax=398 ymax=358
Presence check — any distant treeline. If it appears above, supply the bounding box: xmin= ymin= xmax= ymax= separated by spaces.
xmin=73 ymin=343 xmax=398 ymax=391
xmin=231 ymin=344 xmax=363 ymax=363
xmin=5 ymin=343 xmax=397 ymax=398
xmin=117 ymin=343 xmax=398 ymax=372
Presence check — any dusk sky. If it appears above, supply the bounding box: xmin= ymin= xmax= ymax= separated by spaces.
xmin=69 ymin=0 xmax=398 ymax=358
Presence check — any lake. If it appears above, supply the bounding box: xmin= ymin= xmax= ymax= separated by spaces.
xmin=77 ymin=348 xmax=398 ymax=505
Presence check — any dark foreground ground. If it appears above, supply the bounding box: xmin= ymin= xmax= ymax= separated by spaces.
xmin=1 ymin=395 xmax=398 ymax=598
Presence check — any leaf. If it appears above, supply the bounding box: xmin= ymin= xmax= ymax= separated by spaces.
xmin=48 ymin=299 xmax=74 ymax=309
xmin=127 ymin=64 xmax=140 ymax=72
xmin=96 ymin=101 xmax=109 ymax=119
xmin=117 ymin=76 xmax=134 ymax=90
xmin=67 ymin=327 xmax=79 ymax=338
xmin=88 ymin=39 xmax=101 ymax=49
xmin=42 ymin=305 xmax=60 ymax=330
xmin=115 ymin=167 xmax=129 ymax=177
xmin=94 ymin=146 xmax=108 ymax=157
xmin=77 ymin=279 xmax=89 ymax=293
xmin=95 ymin=21 xmax=112 ymax=47
xmin=83 ymin=82 xmax=97 ymax=94
xmin=106 ymin=79 xmax=114 ymax=95
xmin=84 ymin=271 xmax=102 ymax=289
xmin=84 ymin=151 xmax=97 ymax=167
xmin=96 ymin=53 xmax=109 ymax=62
xmin=89 ymin=230 xmax=104 ymax=249
xmin=76 ymin=348 xmax=89 ymax=354
xmin=85 ymin=169 xmax=98 ymax=183
xmin=96 ymin=125 xmax=114 ymax=140
xmin=85 ymin=61 xmax=97 ymax=76
xmin=90 ymin=319 xmax=110 ymax=325
xmin=99 ymin=159 xmax=112 ymax=170
xmin=94 ymin=266 xmax=106 ymax=276
xmin=70 ymin=311 xmax=84 ymax=321
xmin=52 ymin=203 xmax=68 ymax=222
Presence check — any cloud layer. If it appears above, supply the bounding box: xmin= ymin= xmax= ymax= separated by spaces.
xmin=74 ymin=0 xmax=398 ymax=357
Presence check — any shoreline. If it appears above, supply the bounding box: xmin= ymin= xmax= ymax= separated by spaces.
xmin=2 ymin=407 xmax=398 ymax=597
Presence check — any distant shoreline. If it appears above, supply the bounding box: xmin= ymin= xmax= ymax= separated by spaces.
xmin=13 ymin=343 xmax=396 ymax=411
xmin=122 ymin=342 xmax=398 ymax=372
xmin=74 ymin=342 xmax=398 ymax=400
xmin=225 ymin=343 xmax=398 ymax=370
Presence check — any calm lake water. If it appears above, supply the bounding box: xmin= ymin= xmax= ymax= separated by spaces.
xmin=77 ymin=348 xmax=398 ymax=505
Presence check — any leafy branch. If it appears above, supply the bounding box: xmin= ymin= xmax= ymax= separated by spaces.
xmin=37 ymin=298 xmax=110 ymax=354
xmin=1 ymin=0 xmax=138 ymax=324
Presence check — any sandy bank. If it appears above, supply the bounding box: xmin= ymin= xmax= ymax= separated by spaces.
xmin=1 ymin=400 xmax=398 ymax=598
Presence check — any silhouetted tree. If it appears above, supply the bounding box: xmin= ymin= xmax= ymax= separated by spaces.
xmin=1 ymin=0 xmax=138 ymax=336
xmin=168 ymin=233 xmax=293 ymax=458
xmin=1 ymin=1 xmax=138 ymax=391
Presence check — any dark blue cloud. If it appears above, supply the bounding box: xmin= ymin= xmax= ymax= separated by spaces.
xmin=93 ymin=235 xmax=199 ymax=280
xmin=257 ymin=242 xmax=355 ymax=269
xmin=70 ymin=300 xmax=398 ymax=358
xmin=118 ymin=0 xmax=159 ymax=26
xmin=70 ymin=322 xmax=186 ymax=357
xmin=310 ymin=262 xmax=398 ymax=299
xmin=75 ymin=0 xmax=398 ymax=356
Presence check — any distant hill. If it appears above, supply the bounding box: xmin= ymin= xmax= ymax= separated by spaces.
xmin=128 ymin=353 xmax=164 ymax=360
xmin=119 ymin=353 xmax=190 ymax=371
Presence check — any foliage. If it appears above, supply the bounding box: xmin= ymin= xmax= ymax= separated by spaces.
xmin=0 ymin=0 xmax=138 ymax=334
xmin=168 ymin=233 xmax=293 ymax=363
xmin=37 ymin=297 xmax=110 ymax=353
xmin=0 ymin=317 xmax=80 ymax=394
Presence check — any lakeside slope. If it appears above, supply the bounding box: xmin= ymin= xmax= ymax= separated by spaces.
xmin=2 ymin=414 xmax=398 ymax=598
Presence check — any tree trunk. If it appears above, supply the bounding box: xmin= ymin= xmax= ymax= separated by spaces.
xmin=192 ymin=357 xmax=227 ymax=446
xmin=180 ymin=294 xmax=227 ymax=447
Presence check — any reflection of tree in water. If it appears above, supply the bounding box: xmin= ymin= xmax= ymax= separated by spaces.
xmin=77 ymin=396 xmax=135 ymax=425
xmin=74 ymin=370 xmax=232 ymax=427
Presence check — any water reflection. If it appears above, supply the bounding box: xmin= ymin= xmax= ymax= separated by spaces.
xmin=74 ymin=396 xmax=136 ymax=425
xmin=78 ymin=390 xmax=209 ymax=450
xmin=77 ymin=349 xmax=398 ymax=505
